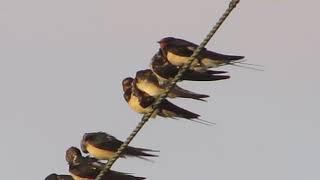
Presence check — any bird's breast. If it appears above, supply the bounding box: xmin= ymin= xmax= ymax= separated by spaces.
xmin=128 ymin=95 xmax=152 ymax=113
xmin=136 ymin=81 xmax=165 ymax=97
xmin=86 ymin=144 xmax=115 ymax=160
xmin=167 ymin=52 xmax=200 ymax=67
xmin=167 ymin=52 xmax=188 ymax=66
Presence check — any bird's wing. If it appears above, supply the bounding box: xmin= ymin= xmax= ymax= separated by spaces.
xmin=90 ymin=134 xmax=123 ymax=152
xmin=168 ymin=38 xmax=203 ymax=57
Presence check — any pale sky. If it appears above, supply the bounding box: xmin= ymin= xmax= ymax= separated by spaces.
xmin=0 ymin=0 xmax=319 ymax=179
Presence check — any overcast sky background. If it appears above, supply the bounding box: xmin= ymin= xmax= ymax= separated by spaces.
xmin=0 ymin=0 xmax=319 ymax=179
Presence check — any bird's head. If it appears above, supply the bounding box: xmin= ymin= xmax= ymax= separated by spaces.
xmin=65 ymin=147 xmax=82 ymax=165
xmin=135 ymin=69 xmax=154 ymax=81
xmin=157 ymin=37 xmax=175 ymax=48
xmin=45 ymin=173 xmax=58 ymax=180
xmin=80 ymin=133 xmax=91 ymax=154
xmin=122 ymin=77 xmax=134 ymax=92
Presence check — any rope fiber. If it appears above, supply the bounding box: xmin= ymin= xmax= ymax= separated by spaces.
xmin=95 ymin=0 xmax=240 ymax=179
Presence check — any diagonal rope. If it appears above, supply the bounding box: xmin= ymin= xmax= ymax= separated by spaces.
xmin=95 ymin=0 xmax=240 ymax=179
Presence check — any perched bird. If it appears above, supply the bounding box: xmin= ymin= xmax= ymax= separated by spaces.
xmin=150 ymin=50 xmax=230 ymax=82
xmin=81 ymin=132 xmax=158 ymax=161
xmin=135 ymin=69 xmax=210 ymax=101
xmin=158 ymin=37 xmax=244 ymax=71
xmin=122 ymin=77 xmax=214 ymax=125
xmin=66 ymin=147 xmax=146 ymax=180
xmin=45 ymin=173 xmax=73 ymax=180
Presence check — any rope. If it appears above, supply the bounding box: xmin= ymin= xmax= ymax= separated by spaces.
xmin=95 ymin=0 xmax=240 ymax=179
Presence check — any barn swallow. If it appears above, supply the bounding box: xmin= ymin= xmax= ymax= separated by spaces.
xmin=122 ymin=77 xmax=214 ymax=125
xmin=45 ymin=173 xmax=73 ymax=180
xmin=158 ymin=37 xmax=244 ymax=71
xmin=150 ymin=50 xmax=230 ymax=82
xmin=66 ymin=147 xmax=146 ymax=180
xmin=135 ymin=69 xmax=210 ymax=101
xmin=81 ymin=131 xmax=158 ymax=161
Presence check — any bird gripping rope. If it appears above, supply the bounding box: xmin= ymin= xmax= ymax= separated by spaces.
xmin=95 ymin=0 xmax=240 ymax=179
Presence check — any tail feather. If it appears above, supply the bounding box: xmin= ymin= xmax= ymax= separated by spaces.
xmin=103 ymin=172 xmax=146 ymax=180
xmin=132 ymin=147 xmax=160 ymax=152
xmin=227 ymin=60 xmax=264 ymax=71
xmin=203 ymin=52 xmax=263 ymax=71
xmin=206 ymin=70 xmax=229 ymax=74
xmin=125 ymin=146 xmax=159 ymax=158
xmin=182 ymin=70 xmax=230 ymax=81
xmin=134 ymin=177 xmax=146 ymax=180
xmin=159 ymin=100 xmax=200 ymax=119
xmin=159 ymin=100 xmax=214 ymax=125
xmin=204 ymin=50 xmax=245 ymax=61
xmin=201 ymin=51 xmax=245 ymax=68
xmin=169 ymin=85 xmax=209 ymax=101
xmin=184 ymin=118 xmax=215 ymax=126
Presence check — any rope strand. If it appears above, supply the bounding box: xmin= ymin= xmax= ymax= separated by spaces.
xmin=95 ymin=0 xmax=240 ymax=179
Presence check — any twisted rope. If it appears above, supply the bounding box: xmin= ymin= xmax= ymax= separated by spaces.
xmin=96 ymin=0 xmax=240 ymax=179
